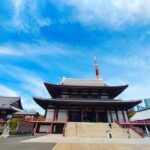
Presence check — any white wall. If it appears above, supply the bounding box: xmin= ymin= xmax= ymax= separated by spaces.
xmin=118 ymin=111 xmax=123 ymax=121
xmin=57 ymin=109 xmax=67 ymax=120
xmin=111 ymin=111 xmax=116 ymax=122
xmin=46 ymin=109 xmax=54 ymax=121
xmin=39 ymin=125 xmax=50 ymax=133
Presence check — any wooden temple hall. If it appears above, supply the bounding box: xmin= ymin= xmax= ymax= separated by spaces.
xmin=32 ymin=58 xmax=141 ymax=134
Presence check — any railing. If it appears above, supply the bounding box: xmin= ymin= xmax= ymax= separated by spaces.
xmin=116 ymin=120 xmax=150 ymax=125
xmin=0 ymin=118 xmax=6 ymax=125
xmin=115 ymin=120 xmax=145 ymax=138
xmin=129 ymin=124 xmax=145 ymax=138
xmin=0 ymin=118 xmax=6 ymax=121
xmin=62 ymin=122 xmax=67 ymax=136
xmin=25 ymin=118 xmax=67 ymax=123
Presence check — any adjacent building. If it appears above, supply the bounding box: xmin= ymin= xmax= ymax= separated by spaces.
xmin=0 ymin=96 xmax=24 ymax=124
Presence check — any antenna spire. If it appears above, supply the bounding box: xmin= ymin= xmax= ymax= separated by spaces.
xmin=94 ymin=55 xmax=102 ymax=80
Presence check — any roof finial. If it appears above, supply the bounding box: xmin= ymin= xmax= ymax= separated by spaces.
xmin=94 ymin=55 xmax=102 ymax=80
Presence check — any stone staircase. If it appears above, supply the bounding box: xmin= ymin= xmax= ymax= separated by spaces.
xmin=65 ymin=122 xmax=141 ymax=138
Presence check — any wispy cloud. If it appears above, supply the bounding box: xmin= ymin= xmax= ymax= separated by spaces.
xmin=0 ymin=65 xmax=49 ymax=114
xmin=104 ymin=47 xmax=150 ymax=70
xmin=57 ymin=0 xmax=150 ymax=29
xmin=5 ymin=0 xmax=51 ymax=32
xmin=0 ymin=85 xmax=19 ymax=96
xmin=0 ymin=42 xmax=75 ymax=57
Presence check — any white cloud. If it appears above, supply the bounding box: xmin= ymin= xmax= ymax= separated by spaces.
xmin=11 ymin=0 xmax=51 ymax=31
xmin=0 ymin=85 xmax=19 ymax=96
xmin=21 ymin=95 xmax=45 ymax=115
xmin=0 ymin=65 xmax=49 ymax=96
xmin=58 ymin=0 xmax=150 ymax=29
xmin=0 ymin=65 xmax=49 ymax=114
xmin=0 ymin=46 xmax=21 ymax=56
xmin=104 ymin=48 xmax=150 ymax=70
xmin=0 ymin=42 xmax=74 ymax=57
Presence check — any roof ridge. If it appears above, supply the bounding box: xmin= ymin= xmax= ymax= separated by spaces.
xmin=0 ymin=96 xmax=20 ymax=98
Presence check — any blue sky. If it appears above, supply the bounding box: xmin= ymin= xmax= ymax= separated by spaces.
xmin=0 ymin=0 xmax=150 ymax=114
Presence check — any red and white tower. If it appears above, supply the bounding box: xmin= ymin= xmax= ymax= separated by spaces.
xmin=94 ymin=55 xmax=102 ymax=80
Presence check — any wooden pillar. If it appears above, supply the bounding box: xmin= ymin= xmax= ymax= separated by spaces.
xmin=34 ymin=123 xmax=38 ymax=133
xmin=50 ymin=123 xmax=53 ymax=134
xmin=53 ymin=108 xmax=57 ymax=121
xmin=115 ymin=110 xmax=119 ymax=121
xmin=96 ymin=111 xmax=98 ymax=122
xmin=109 ymin=111 xmax=113 ymax=122
xmin=81 ymin=109 xmax=83 ymax=122
xmin=122 ymin=110 xmax=126 ymax=122
xmin=67 ymin=108 xmax=69 ymax=121
xmin=56 ymin=108 xmax=58 ymax=120
xmin=126 ymin=110 xmax=130 ymax=121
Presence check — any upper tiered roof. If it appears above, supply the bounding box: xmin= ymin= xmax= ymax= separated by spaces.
xmin=60 ymin=77 xmax=106 ymax=86
xmin=44 ymin=77 xmax=128 ymax=99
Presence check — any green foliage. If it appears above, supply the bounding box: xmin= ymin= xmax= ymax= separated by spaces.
xmin=9 ymin=129 xmax=16 ymax=135
xmin=0 ymin=129 xmax=16 ymax=135
xmin=128 ymin=111 xmax=136 ymax=118
xmin=37 ymin=115 xmax=44 ymax=119
xmin=8 ymin=118 xmax=23 ymax=129
xmin=0 ymin=130 xmax=3 ymax=135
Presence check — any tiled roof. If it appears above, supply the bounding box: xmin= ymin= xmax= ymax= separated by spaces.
xmin=60 ymin=77 xmax=106 ymax=86
xmin=0 ymin=96 xmax=20 ymax=105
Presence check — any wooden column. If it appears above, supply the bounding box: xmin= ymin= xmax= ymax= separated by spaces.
xmin=81 ymin=109 xmax=83 ymax=122
xmin=53 ymin=108 xmax=57 ymax=121
xmin=122 ymin=110 xmax=126 ymax=122
xmin=115 ymin=110 xmax=119 ymax=121
xmin=109 ymin=111 xmax=113 ymax=122
xmin=67 ymin=108 xmax=69 ymax=121
xmin=56 ymin=108 xmax=58 ymax=120
xmin=50 ymin=124 xmax=53 ymax=134
xmin=96 ymin=111 xmax=98 ymax=122
xmin=126 ymin=110 xmax=130 ymax=121
xmin=34 ymin=123 xmax=38 ymax=133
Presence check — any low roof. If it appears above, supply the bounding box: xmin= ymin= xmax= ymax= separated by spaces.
xmin=60 ymin=77 xmax=106 ymax=86
xmin=0 ymin=96 xmax=23 ymax=110
xmin=0 ymin=96 xmax=20 ymax=105
xmin=13 ymin=111 xmax=38 ymax=115
xmin=130 ymin=109 xmax=150 ymax=121
xmin=33 ymin=97 xmax=141 ymax=110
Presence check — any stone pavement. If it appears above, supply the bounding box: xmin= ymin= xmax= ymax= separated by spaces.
xmin=22 ymin=134 xmax=150 ymax=145
xmin=52 ymin=143 xmax=150 ymax=150
xmin=22 ymin=134 xmax=150 ymax=150
xmin=0 ymin=135 xmax=56 ymax=150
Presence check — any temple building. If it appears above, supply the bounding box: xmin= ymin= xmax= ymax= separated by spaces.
xmin=0 ymin=96 xmax=24 ymax=124
xmin=32 ymin=58 xmax=141 ymax=134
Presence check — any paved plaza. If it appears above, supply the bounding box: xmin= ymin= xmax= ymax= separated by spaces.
xmin=0 ymin=135 xmax=56 ymax=150
xmin=23 ymin=134 xmax=150 ymax=150
xmin=0 ymin=134 xmax=150 ymax=150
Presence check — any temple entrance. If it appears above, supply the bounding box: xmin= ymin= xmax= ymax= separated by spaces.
xmin=83 ymin=111 xmax=96 ymax=122
xmin=98 ymin=111 xmax=108 ymax=122
xmin=52 ymin=123 xmax=64 ymax=134
xmin=69 ymin=111 xmax=81 ymax=122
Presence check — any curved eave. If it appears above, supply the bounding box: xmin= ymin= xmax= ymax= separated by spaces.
xmin=44 ymin=82 xmax=128 ymax=99
xmin=33 ymin=97 xmax=141 ymax=110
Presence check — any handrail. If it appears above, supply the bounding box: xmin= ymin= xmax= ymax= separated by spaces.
xmin=129 ymin=124 xmax=145 ymax=138
xmin=25 ymin=118 xmax=67 ymax=122
xmin=115 ymin=120 xmax=145 ymax=138
xmin=115 ymin=119 xmax=150 ymax=125
xmin=62 ymin=122 xmax=67 ymax=136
